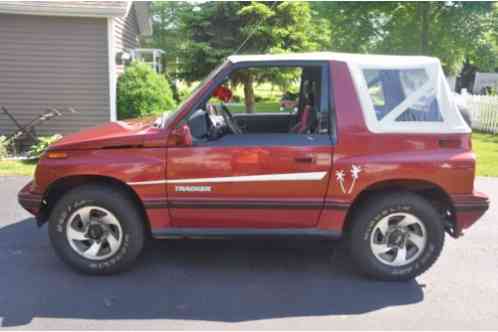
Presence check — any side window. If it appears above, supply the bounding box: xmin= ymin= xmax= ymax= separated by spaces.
xmin=228 ymin=67 xmax=302 ymax=114
xmin=187 ymin=64 xmax=331 ymax=143
xmin=363 ymin=68 xmax=443 ymax=122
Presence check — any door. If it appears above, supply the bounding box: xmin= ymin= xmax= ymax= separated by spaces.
xmin=166 ymin=63 xmax=334 ymax=228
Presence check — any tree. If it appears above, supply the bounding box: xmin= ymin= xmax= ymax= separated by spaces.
xmin=149 ymin=2 xmax=191 ymax=71
xmin=148 ymin=1 xmax=498 ymax=96
xmin=312 ymin=2 xmax=498 ymax=75
xmin=148 ymin=2 xmax=194 ymax=102
xmin=177 ymin=1 xmax=329 ymax=113
xmin=311 ymin=2 xmax=395 ymax=53
xmin=377 ymin=2 xmax=496 ymax=75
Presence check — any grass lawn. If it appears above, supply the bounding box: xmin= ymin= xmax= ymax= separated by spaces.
xmin=229 ymin=102 xmax=281 ymax=113
xmin=472 ymin=132 xmax=498 ymax=177
xmin=1 ymin=131 xmax=497 ymax=177
xmin=0 ymin=159 xmax=37 ymax=176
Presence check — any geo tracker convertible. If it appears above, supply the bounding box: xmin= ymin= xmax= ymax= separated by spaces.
xmin=19 ymin=53 xmax=489 ymax=280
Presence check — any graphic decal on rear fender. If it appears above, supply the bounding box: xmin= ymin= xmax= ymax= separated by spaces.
xmin=335 ymin=165 xmax=362 ymax=194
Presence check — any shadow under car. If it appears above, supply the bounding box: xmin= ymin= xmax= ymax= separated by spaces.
xmin=0 ymin=218 xmax=424 ymax=327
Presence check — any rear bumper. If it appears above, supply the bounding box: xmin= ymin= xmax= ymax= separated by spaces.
xmin=452 ymin=191 xmax=489 ymax=235
xmin=18 ymin=181 xmax=43 ymax=216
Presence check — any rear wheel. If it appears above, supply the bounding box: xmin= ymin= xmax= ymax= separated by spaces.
xmin=350 ymin=192 xmax=445 ymax=281
xmin=48 ymin=185 xmax=145 ymax=275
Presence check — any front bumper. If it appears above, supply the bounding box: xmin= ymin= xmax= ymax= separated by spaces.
xmin=452 ymin=191 xmax=490 ymax=235
xmin=18 ymin=181 xmax=43 ymax=216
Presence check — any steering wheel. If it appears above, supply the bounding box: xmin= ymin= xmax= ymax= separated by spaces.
xmin=219 ymin=103 xmax=243 ymax=134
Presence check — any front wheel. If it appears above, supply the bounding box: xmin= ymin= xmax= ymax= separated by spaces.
xmin=350 ymin=192 xmax=445 ymax=281
xmin=48 ymin=185 xmax=145 ymax=275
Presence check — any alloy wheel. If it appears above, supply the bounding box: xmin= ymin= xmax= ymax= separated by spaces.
xmin=369 ymin=212 xmax=427 ymax=267
xmin=65 ymin=206 xmax=123 ymax=261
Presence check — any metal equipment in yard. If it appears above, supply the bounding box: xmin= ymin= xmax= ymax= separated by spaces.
xmin=1 ymin=106 xmax=77 ymax=155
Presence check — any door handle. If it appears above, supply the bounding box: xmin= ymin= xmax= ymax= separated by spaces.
xmin=294 ymin=157 xmax=314 ymax=163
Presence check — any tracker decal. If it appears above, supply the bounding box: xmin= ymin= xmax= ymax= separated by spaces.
xmin=175 ymin=186 xmax=212 ymax=192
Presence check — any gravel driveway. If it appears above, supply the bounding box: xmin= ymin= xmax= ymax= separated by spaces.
xmin=0 ymin=176 xmax=496 ymax=330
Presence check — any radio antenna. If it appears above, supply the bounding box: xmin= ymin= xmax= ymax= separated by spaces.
xmin=232 ymin=1 xmax=279 ymax=56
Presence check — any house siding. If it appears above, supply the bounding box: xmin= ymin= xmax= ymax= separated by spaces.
xmin=113 ymin=4 xmax=140 ymax=75
xmin=0 ymin=13 xmax=110 ymax=136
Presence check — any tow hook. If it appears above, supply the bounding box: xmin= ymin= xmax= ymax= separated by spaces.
xmin=444 ymin=219 xmax=461 ymax=238
xmin=35 ymin=199 xmax=49 ymax=227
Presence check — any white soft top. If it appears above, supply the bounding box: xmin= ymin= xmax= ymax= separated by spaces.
xmin=229 ymin=52 xmax=437 ymax=66
xmin=229 ymin=52 xmax=470 ymax=134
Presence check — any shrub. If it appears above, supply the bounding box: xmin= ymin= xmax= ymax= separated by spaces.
xmin=28 ymin=134 xmax=62 ymax=158
xmin=0 ymin=136 xmax=7 ymax=160
xmin=117 ymin=61 xmax=176 ymax=119
xmin=178 ymin=83 xmax=196 ymax=102
xmin=483 ymin=86 xmax=498 ymax=96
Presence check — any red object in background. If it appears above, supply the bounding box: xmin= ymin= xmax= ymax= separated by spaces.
xmin=212 ymin=85 xmax=233 ymax=102
xmin=280 ymin=99 xmax=298 ymax=110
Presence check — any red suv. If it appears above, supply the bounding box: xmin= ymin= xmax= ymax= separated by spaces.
xmin=18 ymin=53 xmax=489 ymax=280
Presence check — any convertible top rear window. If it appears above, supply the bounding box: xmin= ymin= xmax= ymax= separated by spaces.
xmin=352 ymin=58 xmax=469 ymax=134
xmin=363 ymin=68 xmax=443 ymax=122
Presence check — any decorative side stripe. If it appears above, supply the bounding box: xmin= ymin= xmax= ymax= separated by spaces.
xmin=128 ymin=171 xmax=327 ymax=186
xmin=128 ymin=180 xmax=168 ymax=186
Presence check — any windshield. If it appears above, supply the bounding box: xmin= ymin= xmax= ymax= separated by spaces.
xmin=160 ymin=60 xmax=229 ymax=128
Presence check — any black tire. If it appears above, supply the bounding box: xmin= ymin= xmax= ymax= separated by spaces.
xmin=350 ymin=192 xmax=445 ymax=281
xmin=48 ymin=185 xmax=145 ymax=275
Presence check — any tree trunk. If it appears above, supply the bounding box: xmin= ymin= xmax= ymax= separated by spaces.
xmin=242 ymin=74 xmax=255 ymax=114
xmin=418 ymin=3 xmax=431 ymax=55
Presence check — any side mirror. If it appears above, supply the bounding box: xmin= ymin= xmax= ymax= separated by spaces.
xmin=170 ymin=124 xmax=193 ymax=146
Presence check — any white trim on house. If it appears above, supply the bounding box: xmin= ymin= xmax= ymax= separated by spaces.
xmin=133 ymin=2 xmax=153 ymax=37
xmin=124 ymin=2 xmax=133 ymax=17
xmin=107 ymin=17 xmax=117 ymax=122
xmin=0 ymin=3 xmax=127 ymax=18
